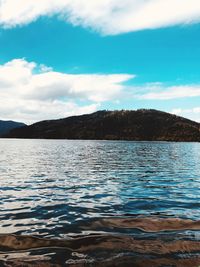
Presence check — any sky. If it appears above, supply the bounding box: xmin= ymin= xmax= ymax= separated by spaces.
xmin=0 ymin=0 xmax=200 ymax=124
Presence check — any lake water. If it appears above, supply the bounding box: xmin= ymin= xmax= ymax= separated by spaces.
xmin=0 ymin=139 xmax=200 ymax=266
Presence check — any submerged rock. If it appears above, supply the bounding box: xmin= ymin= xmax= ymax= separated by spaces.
xmin=0 ymin=216 xmax=200 ymax=266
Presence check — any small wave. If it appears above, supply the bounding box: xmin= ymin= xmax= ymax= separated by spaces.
xmin=84 ymin=216 xmax=200 ymax=232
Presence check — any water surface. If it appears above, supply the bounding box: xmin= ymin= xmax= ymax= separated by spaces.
xmin=0 ymin=139 xmax=200 ymax=266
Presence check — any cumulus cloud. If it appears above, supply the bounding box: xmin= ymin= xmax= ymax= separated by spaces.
xmin=0 ymin=58 xmax=134 ymax=124
xmin=172 ymin=107 xmax=200 ymax=122
xmin=0 ymin=0 xmax=200 ymax=35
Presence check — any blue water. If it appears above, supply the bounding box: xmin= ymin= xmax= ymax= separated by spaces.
xmin=0 ymin=139 xmax=200 ymax=266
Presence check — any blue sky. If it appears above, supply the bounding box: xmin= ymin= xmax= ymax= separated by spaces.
xmin=0 ymin=1 xmax=200 ymax=124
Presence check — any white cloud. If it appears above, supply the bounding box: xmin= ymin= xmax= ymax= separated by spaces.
xmin=0 ymin=58 xmax=134 ymax=124
xmin=139 ymin=84 xmax=200 ymax=100
xmin=0 ymin=0 xmax=200 ymax=35
xmin=28 ymin=72 xmax=133 ymax=102
xmin=0 ymin=98 xmax=100 ymax=125
xmin=172 ymin=107 xmax=200 ymax=122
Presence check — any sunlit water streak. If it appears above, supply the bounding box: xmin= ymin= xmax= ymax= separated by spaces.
xmin=0 ymin=139 xmax=200 ymax=266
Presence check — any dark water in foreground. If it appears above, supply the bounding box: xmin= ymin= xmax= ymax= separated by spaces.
xmin=0 ymin=139 xmax=200 ymax=266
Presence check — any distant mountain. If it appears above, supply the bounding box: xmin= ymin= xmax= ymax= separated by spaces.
xmin=0 ymin=120 xmax=26 ymax=136
xmin=5 ymin=109 xmax=200 ymax=141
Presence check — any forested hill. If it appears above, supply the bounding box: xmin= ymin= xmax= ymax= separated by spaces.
xmin=5 ymin=109 xmax=200 ymax=141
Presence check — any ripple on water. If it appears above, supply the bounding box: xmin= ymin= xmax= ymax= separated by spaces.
xmin=0 ymin=139 xmax=200 ymax=265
